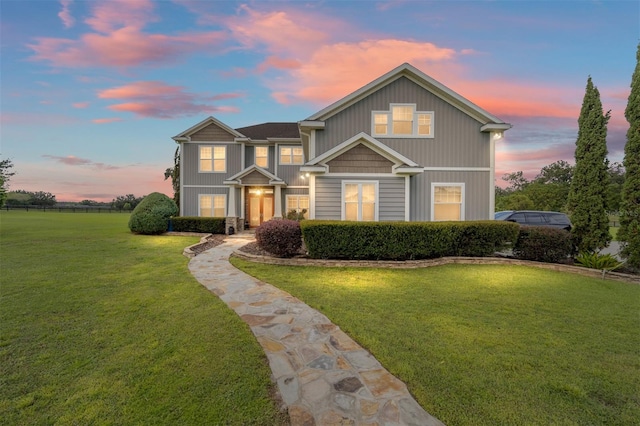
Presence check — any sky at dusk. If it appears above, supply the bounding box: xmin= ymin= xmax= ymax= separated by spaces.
xmin=1 ymin=0 xmax=638 ymax=202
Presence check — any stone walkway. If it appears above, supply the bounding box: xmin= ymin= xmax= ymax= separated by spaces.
xmin=188 ymin=234 xmax=444 ymax=426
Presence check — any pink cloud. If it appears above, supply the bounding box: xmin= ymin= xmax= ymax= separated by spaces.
xmin=92 ymin=117 xmax=122 ymax=124
xmin=73 ymin=101 xmax=89 ymax=108
xmin=58 ymin=0 xmax=75 ymax=28
xmin=29 ymin=0 xmax=226 ymax=68
xmin=97 ymin=81 xmax=242 ymax=119
xmin=42 ymin=154 xmax=121 ymax=170
xmin=269 ymin=39 xmax=459 ymax=105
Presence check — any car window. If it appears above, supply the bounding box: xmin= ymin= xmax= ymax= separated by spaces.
xmin=495 ymin=211 xmax=512 ymax=220
xmin=525 ymin=212 xmax=546 ymax=223
xmin=510 ymin=213 xmax=526 ymax=222
xmin=547 ymin=213 xmax=570 ymax=224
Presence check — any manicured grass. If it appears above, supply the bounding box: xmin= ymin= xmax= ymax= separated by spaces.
xmin=0 ymin=212 xmax=285 ymax=425
xmin=231 ymin=257 xmax=640 ymax=425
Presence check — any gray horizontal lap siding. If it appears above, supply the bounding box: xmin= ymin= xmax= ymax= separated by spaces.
xmin=315 ymin=176 xmax=405 ymax=221
xmin=314 ymin=76 xmax=490 ymax=168
xmin=410 ymin=170 xmax=490 ymax=221
xmin=182 ymin=186 xmax=233 ymax=217
xmin=182 ymin=143 xmax=242 ymax=185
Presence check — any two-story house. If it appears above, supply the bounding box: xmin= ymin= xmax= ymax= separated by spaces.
xmin=172 ymin=63 xmax=511 ymax=233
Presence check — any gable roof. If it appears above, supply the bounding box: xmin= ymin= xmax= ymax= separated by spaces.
xmin=235 ymin=122 xmax=300 ymax=140
xmin=172 ymin=116 xmax=244 ymax=141
xmin=223 ymin=165 xmax=286 ymax=186
xmin=302 ymin=132 xmax=423 ymax=176
xmin=304 ymin=63 xmax=511 ymax=128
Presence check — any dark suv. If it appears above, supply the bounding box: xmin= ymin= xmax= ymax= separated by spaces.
xmin=495 ymin=210 xmax=572 ymax=231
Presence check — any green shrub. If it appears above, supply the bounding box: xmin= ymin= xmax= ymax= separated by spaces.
xmin=512 ymin=226 xmax=573 ymax=263
xmin=128 ymin=192 xmax=178 ymax=235
xmin=171 ymin=217 xmax=225 ymax=234
xmin=300 ymin=220 xmax=519 ymax=260
xmin=575 ymin=251 xmax=623 ymax=270
xmin=255 ymin=219 xmax=302 ymax=257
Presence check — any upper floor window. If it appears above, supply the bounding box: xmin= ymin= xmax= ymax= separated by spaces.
xmin=255 ymin=146 xmax=268 ymax=168
xmin=372 ymin=104 xmax=434 ymax=138
xmin=279 ymin=146 xmax=304 ymax=165
xmin=199 ymin=145 xmax=226 ymax=172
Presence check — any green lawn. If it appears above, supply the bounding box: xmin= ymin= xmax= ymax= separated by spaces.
xmin=231 ymin=257 xmax=640 ymax=426
xmin=0 ymin=212 xmax=285 ymax=425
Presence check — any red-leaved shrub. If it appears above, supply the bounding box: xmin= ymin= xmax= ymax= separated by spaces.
xmin=255 ymin=219 xmax=302 ymax=257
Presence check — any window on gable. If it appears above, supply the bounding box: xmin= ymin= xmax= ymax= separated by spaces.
xmin=286 ymin=195 xmax=309 ymax=219
xmin=255 ymin=146 xmax=268 ymax=168
xmin=343 ymin=182 xmax=378 ymax=221
xmin=199 ymin=145 xmax=226 ymax=172
xmin=372 ymin=104 xmax=434 ymax=138
xmin=199 ymin=194 xmax=226 ymax=217
xmin=279 ymin=146 xmax=304 ymax=165
xmin=432 ymin=184 xmax=464 ymax=221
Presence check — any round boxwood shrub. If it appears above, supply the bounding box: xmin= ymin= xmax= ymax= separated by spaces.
xmin=128 ymin=192 xmax=178 ymax=235
xmin=255 ymin=219 xmax=302 ymax=257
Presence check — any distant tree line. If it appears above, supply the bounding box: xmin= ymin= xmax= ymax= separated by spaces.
xmin=496 ymin=160 xmax=624 ymax=215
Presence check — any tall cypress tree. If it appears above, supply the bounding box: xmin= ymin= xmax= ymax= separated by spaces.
xmin=567 ymin=77 xmax=611 ymax=252
xmin=619 ymin=43 xmax=640 ymax=268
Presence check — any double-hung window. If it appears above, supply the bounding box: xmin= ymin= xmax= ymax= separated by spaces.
xmin=255 ymin=146 xmax=268 ymax=168
xmin=431 ymin=184 xmax=464 ymax=221
xmin=199 ymin=145 xmax=226 ymax=172
xmin=343 ymin=182 xmax=378 ymax=221
xmin=199 ymin=194 xmax=226 ymax=217
xmin=372 ymin=104 xmax=434 ymax=137
xmin=279 ymin=146 xmax=304 ymax=165
xmin=286 ymin=195 xmax=309 ymax=219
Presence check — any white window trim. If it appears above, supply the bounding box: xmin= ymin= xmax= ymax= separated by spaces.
xmin=372 ymin=103 xmax=434 ymax=138
xmin=341 ymin=180 xmax=379 ymax=221
xmin=199 ymin=145 xmax=227 ymax=173
xmin=198 ymin=194 xmax=227 ymax=217
xmin=286 ymin=194 xmax=310 ymax=218
xmin=255 ymin=146 xmax=269 ymax=168
xmin=430 ymin=183 xmax=465 ymax=221
xmin=279 ymin=145 xmax=304 ymax=165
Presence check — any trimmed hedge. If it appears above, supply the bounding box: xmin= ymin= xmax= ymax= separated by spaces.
xmin=128 ymin=192 xmax=178 ymax=235
xmin=171 ymin=217 xmax=225 ymax=234
xmin=300 ymin=220 xmax=520 ymax=260
xmin=512 ymin=226 xmax=574 ymax=263
xmin=255 ymin=219 xmax=302 ymax=258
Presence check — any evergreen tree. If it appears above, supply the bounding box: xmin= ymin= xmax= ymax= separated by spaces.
xmin=619 ymin=43 xmax=640 ymax=268
xmin=567 ymin=77 xmax=611 ymax=252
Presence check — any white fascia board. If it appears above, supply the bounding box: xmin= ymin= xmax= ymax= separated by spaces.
xmin=480 ymin=123 xmax=513 ymax=132
xmin=393 ymin=166 xmax=424 ymax=175
xmin=298 ymin=120 xmax=325 ymax=129
xmin=223 ymin=180 xmax=240 ymax=185
xmin=269 ymin=180 xmax=287 ymax=186
xmin=305 ymin=62 xmax=509 ymax=126
xmin=300 ymin=165 xmax=327 ymax=173
xmin=173 ymin=116 xmax=244 ymax=139
xmin=226 ymin=165 xmax=281 ymax=182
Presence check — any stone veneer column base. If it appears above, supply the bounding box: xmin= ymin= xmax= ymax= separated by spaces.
xmin=225 ymin=217 xmax=240 ymax=235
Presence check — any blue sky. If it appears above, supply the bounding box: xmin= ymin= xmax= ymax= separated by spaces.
xmin=1 ymin=0 xmax=638 ymax=202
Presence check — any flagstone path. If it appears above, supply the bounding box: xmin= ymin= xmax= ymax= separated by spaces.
xmin=188 ymin=234 xmax=444 ymax=425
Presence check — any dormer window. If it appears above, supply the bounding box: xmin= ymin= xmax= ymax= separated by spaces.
xmin=372 ymin=104 xmax=434 ymax=138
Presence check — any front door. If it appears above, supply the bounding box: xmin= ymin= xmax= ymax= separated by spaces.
xmin=248 ymin=188 xmax=274 ymax=227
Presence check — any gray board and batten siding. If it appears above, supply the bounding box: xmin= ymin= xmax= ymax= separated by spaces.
xmin=314 ymin=76 xmax=490 ymax=168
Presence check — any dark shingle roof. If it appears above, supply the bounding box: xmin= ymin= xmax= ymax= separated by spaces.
xmin=235 ymin=122 xmax=300 ymax=140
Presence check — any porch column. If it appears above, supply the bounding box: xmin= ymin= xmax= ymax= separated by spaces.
xmin=228 ymin=185 xmax=237 ymax=217
xmin=274 ymin=185 xmax=283 ymax=218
